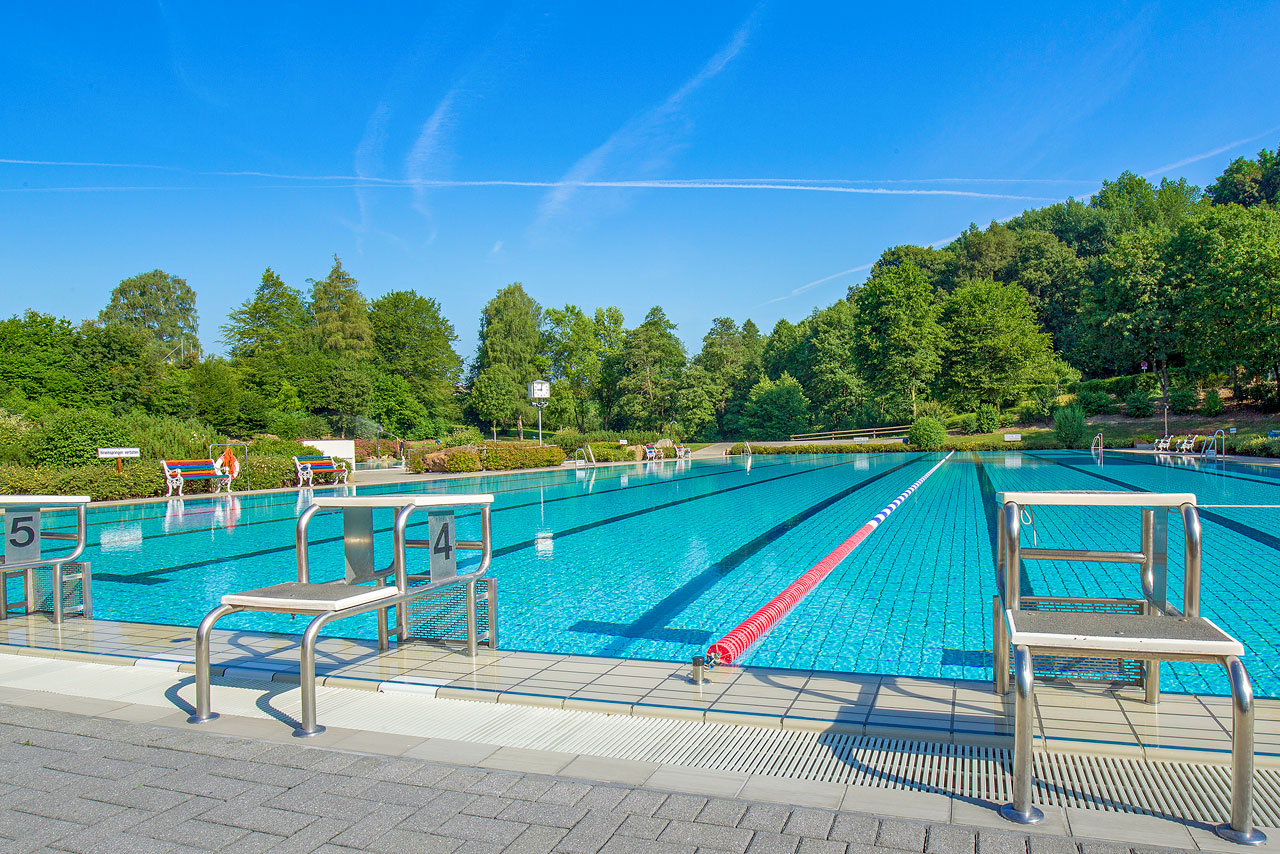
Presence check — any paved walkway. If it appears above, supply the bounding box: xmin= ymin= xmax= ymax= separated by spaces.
xmin=0 ymin=700 xmax=1201 ymax=854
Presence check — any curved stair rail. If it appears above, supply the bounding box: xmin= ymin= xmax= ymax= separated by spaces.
xmin=1090 ymin=432 xmax=1104 ymax=454
xmin=1204 ymin=429 xmax=1226 ymax=459
xmin=572 ymin=445 xmax=597 ymax=468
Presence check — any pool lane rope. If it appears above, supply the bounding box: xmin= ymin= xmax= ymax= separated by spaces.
xmin=705 ymin=450 xmax=954 ymax=668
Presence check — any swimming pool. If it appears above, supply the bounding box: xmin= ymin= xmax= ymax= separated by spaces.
xmin=15 ymin=451 xmax=1280 ymax=696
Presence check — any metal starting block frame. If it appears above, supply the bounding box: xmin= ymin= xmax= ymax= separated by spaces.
xmin=992 ymin=490 xmax=1264 ymax=845
xmin=0 ymin=495 xmax=92 ymax=624
xmin=189 ymin=493 xmax=495 ymax=737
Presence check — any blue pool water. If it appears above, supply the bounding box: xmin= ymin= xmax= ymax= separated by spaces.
xmin=15 ymin=451 xmax=1280 ymax=696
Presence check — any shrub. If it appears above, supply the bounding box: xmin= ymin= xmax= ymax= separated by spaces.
xmin=1017 ymin=404 xmax=1042 ymax=426
xmin=1201 ymin=389 xmax=1224 ymax=417
xmin=975 ymin=405 xmax=999 ymax=434
xmin=587 ymin=443 xmax=636 ymax=462
xmin=482 ymin=445 xmax=566 ymax=470
xmin=242 ymin=453 xmax=309 ymax=489
xmin=266 ymin=410 xmax=330 ymax=441
xmin=1135 ymin=433 xmax=1156 ymax=446
xmin=1076 ymin=390 xmax=1113 ymax=416
xmin=908 ymin=417 xmax=947 ymax=451
xmin=1053 ymin=404 xmax=1088 ymax=449
xmin=914 ymin=400 xmax=948 ymax=421
xmin=445 ymin=449 xmax=482 ymax=472
xmin=1124 ymin=390 xmax=1154 ymax=418
xmin=441 ymin=426 xmax=484 ymax=448
xmin=250 ymin=438 xmax=323 ymax=457
xmin=998 ymin=410 xmax=1019 ymax=428
xmin=1169 ymin=387 xmax=1198 ymax=414
xmin=957 ymin=413 xmax=979 ymax=434
xmin=24 ymin=409 xmax=126 ymax=468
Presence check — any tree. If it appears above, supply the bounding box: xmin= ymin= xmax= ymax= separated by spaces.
xmin=99 ymin=269 xmax=200 ymax=358
xmin=309 ymin=256 xmax=373 ymax=357
xmin=807 ymin=301 xmax=869 ymax=428
xmin=614 ymin=307 xmax=686 ymax=430
xmin=743 ymin=373 xmax=810 ymax=440
xmin=475 ymin=283 xmax=546 ymax=438
xmin=369 ymin=289 xmax=462 ymax=417
xmin=592 ymin=306 xmax=626 ymax=430
xmin=938 ymin=279 xmax=1055 ymax=410
xmin=221 ymin=268 xmax=309 ymax=361
xmin=850 ymin=262 xmax=942 ymax=419
xmin=1206 ymin=143 xmax=1280 ymax=207
xmin=469 ymin=367 xmax=519 ymax=440
xmin=544 ymin=304 xmax=601 ymax=431
xmin=1081 ymin=228 xmax=1183 ymax=403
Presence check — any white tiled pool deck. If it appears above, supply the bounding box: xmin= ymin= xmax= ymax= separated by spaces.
xmin=3 ymin=615 xmax=1279 ymax=765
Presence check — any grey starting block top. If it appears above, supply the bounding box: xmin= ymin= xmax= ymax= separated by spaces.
xmin=1007 ymin=609 xmax=1243 ymax=657
xmin=998 ymin=490 xmax=1196 ymax=508
xmin=311 ymin=494 xmax=494 ymax=508
xmin=222 ymin=582 xmax=398 ymax=612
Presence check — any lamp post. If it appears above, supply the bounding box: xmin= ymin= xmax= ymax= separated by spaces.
xmin=528 ymin=380 xmax=551 ymax=447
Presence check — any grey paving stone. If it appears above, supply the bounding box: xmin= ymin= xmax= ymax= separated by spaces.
xmin=57 ymin=831 xmax=191 ymax=854
xmin=357 ymin=779 xmax=444 ymax=808
xmin=617 ymin=790 xmax=669 ymax=817
xmin=365 ymin=827 xmax=464 ymax=853
xmin=745 ymin=832 xmax=802 ymax=854
xmin=503 ymin=823 xmax=570 ymax=854
xmin=925 ymin=824 xmax=976 ymax=854
xmin=619 ymin=814 xmax=670 ymax=840
xmin=555 ymin=810 xmax=628 ymax=853
xmin=340 ymin=756 xmax=424 ymax=781
xmin=438 ymin=768 xmax=493 ymax=792
xmin=540 ymin=781 xmax=593 ymax=805
xmin=497 ymin=799 xmax=588 ymax=829
xmin=14 ymin=793 xmax=125 ymax=824
xmin=1075 ymin=844 xmax=1126 ymax=854
xmin=830 ymin=815 xmax=878 ymax=845
xmin=26 ymin=809 xmax=153 ymax=854
xmin=1026 ymin=838 xmax=1077 ymax=854
xmin=576 ymin=786 xmax=629 ymax=812
xmin=218 ymin=830 xmax=285 ymax=853
xmin=977 ymin=830 xmax=1028 ymax=854
xmin=875 ymin=819 xmax=927 ymax=852
xmin=658 ymin=819 xmax=753 ymax=852
xmin=399 ymin=763 xmax=456 ymax=788
xmin=434 ymin=813 xmax=529 ymax=846
xmin=211 ymin=761 xmax=316 ymax=789
xmin=783 ymin=809 xmax=835 ymax=840
xmin=597 ymin=838 xmax=697 ymax=854
xmin=796 ymin=839 xmax=848 ymax=854
xmin=697 ymin=799 xmax=749 ymax=828
xmin=145 ymin=817 xmax=250 ymax=850
xmin=656 ymin=795 xmax=709 ymax=822
xmin=738 ymin=805 xmax=793 ymax=834
xmin=328 ymin=803 xmax=418 ymax=848
xmin=398 ymin=790 xmax=479 ymax=833
xmin=468 ymin=772 xmax=524 ymax=796
xmin=199 ymin=802 xmax=318 ymax=836
xmin=463 ymin=794 xmax=515 ymax=818
xmin=504 ymin=776 xmax=558 ymax=802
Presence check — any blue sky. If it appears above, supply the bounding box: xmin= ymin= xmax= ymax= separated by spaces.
xmin=2 ymin=2 xmax=1278 ymax=360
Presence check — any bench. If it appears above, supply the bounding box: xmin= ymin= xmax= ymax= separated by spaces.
xmin=161 ymin=459 xmax=232 ymax=497
xmin=294 ymin=455 xmax=348 ymax=487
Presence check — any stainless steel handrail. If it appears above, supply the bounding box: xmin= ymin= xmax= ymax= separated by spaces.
xmin=1090 ymin=431 xmax=1104 ymax=454
xmin=0 ymin=499 xmax=92 ymax=623
xmin=993 ymin=491 xmax=1264 ymax=845
xmin=1205 ymin=429 xmax=1226 ymax=459
xmin=191 ymin=495 xmax=495 ymax=737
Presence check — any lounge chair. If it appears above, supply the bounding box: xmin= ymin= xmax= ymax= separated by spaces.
xmin=673 ymin=444 xmax=690 ymax=459
xmin=644 ymin=444 xmax=665 ymax=461
xmin=1177 ymin=435 xmax=1199 ymax=453
xmin=1153 ymin=435 xmax=1172 ymax=452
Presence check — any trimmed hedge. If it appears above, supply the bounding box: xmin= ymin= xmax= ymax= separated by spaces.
xmin=0 ymin=453 xmax=307 ymax=500
xmin=483 ymin=445 xmax=566 ymax=470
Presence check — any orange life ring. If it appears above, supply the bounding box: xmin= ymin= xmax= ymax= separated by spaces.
xmin=219 ymin=447 xmax=241 ymax=479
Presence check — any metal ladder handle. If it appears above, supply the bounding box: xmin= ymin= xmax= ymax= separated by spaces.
xmin=1001 ymin=645 xmax=1044 ymax=824
xmin=1217 ymin=655 xmax=1267 ymax=845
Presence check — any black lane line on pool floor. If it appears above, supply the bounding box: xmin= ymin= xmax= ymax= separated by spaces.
xmin=93 ymin=454 xmax=888 ymax=585
xmin=49 ymin=456 xmax=790 ymax=548
xmin=570 ymin=456 xmax=931 ymax=656
xmin=970 ymin=453 xmax=1035 ymax=598
xmin=1083 ymin=452 xmax=1280 ymax=490
xmin=1024 ymin=453 xmax=1280 ymax=557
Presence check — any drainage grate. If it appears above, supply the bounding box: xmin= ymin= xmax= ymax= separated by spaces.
xmin=407 ymin=697 xmax=1276 ymax=825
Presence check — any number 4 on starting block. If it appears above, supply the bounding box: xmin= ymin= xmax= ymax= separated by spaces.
xmin=427 ymin=511 xmax=456 ymax=581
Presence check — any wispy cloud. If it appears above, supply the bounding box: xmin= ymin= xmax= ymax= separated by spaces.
xmin=405 ymin=89 xmax=459 ymax=218
xmin=534 ymin=6 xmax=763 ymax=231
xmin=1144 ymin=124 xmax=1280 ymax=178
xmin=0 ymin=158 xmax=181 ymax=170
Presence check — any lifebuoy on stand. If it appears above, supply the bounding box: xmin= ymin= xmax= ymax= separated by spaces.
xmin=217 ymin=447 xmax=241 ymax=480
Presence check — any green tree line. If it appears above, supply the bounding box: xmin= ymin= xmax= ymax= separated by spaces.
xmin=2 ymin=143 xmax=1279 ymax=445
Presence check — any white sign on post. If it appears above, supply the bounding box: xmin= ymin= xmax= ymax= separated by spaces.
xmin=427 ymin=511 xmax=457 ymax=582
xmin=4 ymin=506 xmax=42 ymax=564
xmin=96 ymin=447 xmax=140 ymax=459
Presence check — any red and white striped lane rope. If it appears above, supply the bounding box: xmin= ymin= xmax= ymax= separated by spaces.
xmin=706 ymin=450 xmax=955 ymax=667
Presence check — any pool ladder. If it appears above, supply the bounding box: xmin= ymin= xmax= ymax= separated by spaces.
xmin=572 ymin=445 xmax=596 ymax=468
xmin=1204 ymin=429 xmax=1226 ymax=459
xmin=1090 ymin=432 xmax=1104 ymax=456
